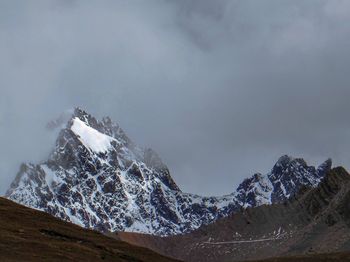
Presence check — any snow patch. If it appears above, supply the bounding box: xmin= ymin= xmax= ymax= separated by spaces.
xmin=71 ymin=117 xmax=117 ymax=153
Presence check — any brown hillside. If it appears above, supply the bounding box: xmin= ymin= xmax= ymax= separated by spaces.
xmin=0 ymin=197 xmax=180 ymax=262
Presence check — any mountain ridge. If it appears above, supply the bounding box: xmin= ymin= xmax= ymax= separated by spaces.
xmin=115 ymin=167 xmax=350 ymax=262
xmin=6 ymin=108 xmax=332 ymax=236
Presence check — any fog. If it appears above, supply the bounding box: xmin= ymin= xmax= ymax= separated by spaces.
xmin=1 ymin=0 xmax=350 ymax=195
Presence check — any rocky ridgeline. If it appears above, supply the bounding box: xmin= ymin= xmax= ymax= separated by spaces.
xmin=145 ymin=167 xmax=350 ymax=262
xmin=6 ymin=108 xmax=332 ymax=236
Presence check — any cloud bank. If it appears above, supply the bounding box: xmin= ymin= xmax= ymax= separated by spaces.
xmin=1 ymin=0 xmax=350 ymax=195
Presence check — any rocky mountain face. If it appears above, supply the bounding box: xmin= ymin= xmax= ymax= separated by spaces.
xmin=119 ymin=167 xmax=350 ymax=262
xmin=235 ymin=155 xmax=331 ymax=208
xmin=6 ymin=108 xmax=332 ymax=236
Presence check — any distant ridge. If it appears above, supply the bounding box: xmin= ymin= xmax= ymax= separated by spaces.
xmin=116 ymin=167 xmax=350 ymax=262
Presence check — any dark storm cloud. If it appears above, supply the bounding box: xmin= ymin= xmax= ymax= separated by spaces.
xmin=1 ymin=0 xmax=350 ymax=195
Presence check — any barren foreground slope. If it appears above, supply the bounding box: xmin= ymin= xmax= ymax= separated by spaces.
xmin=0 ymin=197 xmax=180 ymax=262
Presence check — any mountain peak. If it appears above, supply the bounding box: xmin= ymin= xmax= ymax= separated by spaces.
xmin=275 ymin=154 xmax=295 ymax=164
xmin=317 ymin=158 xmax=332 ymax=175
xmin=267 ymin=155 xmax=331 ymax=203
xmin=73 ymin=106 xmax=89 ymax=118
xmin=235 ymin=155 xmax=332 ymax=208
xmin=272 ymin=155 xmax=308 ymax=173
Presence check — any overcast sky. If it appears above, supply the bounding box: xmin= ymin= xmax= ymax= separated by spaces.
xmin=1 ymin=0 xmax=350 ymax=196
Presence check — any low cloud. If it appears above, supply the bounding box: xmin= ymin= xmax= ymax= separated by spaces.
xmin=1 ymin=0 xmax=350 ymax=195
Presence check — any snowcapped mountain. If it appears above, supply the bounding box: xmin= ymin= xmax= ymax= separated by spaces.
xmin=6 ymin=108 xmax=332 ymax=236
xmin=235 ymin=155 xmax=332 ymax=208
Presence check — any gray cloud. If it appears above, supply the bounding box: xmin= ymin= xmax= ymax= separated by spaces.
xmin=1 ymin=0 xmax=350 ymax=195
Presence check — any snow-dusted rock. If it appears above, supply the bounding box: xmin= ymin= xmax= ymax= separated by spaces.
xmin=235 ymin=155 xmax=332 ymax=208
xmin=6 ymin=108 xmax=332 ymax=236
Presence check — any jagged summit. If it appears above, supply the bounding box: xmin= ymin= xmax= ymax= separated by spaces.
xmin=6 ymin=109 xmax=332 ymax=236
xmin=317 ymin=157 xmax=333 ymax=174
xmin=235 ymin=155 xmax=331 ymax=208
